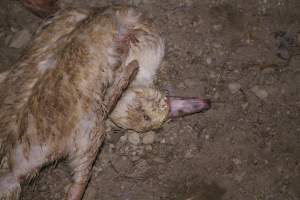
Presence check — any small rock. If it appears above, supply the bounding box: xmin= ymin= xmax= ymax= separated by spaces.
xmin=204 ymin=134 xmax=210 ymax=140
xmin=119 ymin=134 xmax=127 ymax=143
xmin=0 ymin=32 xmax=5 ymax=39
xmin=128 ymin=131 xmax=140 ymax=145
xmin=131 ymin=145 xmax=138 ymax=151
xmin=251 ymin=86 xmax=268 ymax=99
xmin=142 ymin=131 xmax=156 ymax=145
xmin=184 ymin=150 xmax=193 ymax=159
xmin=232 ymin=158 xmax=242 ymax=165
xmin=275 ymin=31 xmax=295 ymax=60
xmin=131 ymin=151 xmax=137 ymax=156
xmin=124 ymin=146 xmax=130 ymax=153
xmin=9 ymin=29 xmax=32 ymax=49
xmin=136 ymin=148 xmax=145 ymax=156
xmin=131 ymin=160 xmax=149 ymax=176
xmin=130 ymin=155 xmax=140 ymax=162
xmin=178 ymin=82 xmax=185 ymax=89
xmin=144 ymin=145 xmax=153 ymax=152
xmin=288 ymin=55 xmax=300 ymax=71
xmin=184 ymin=78 xmax=198 ymax=88
xmin=228 ymin=82 xmax=241 ymax=94
xmin=261 ymin=67 xmax=275 ymax=74
xmin=213 ymin=24 xmax=223 ymax=31
xmin=234 ymin=172 xmax=245 ymax=183
xmin=113 ymin=156 xmax=132 ymax=173
xmin=209 ymin=71 xmax=217 ymax=78
xmin=131 ymin=0 xmax=142 ymax=5
xmin=93 ymin=166 xmax=103 ymax=174
xmin=120 ymin=185 xmax=125 ymax=190
xmin=153 ymin=157 xmax=166 ymax=163
xmin=213 ymin=91 xmax=220 ymax=99
xmin=108 ymin=144 xmax=115 ymax=152
xmin=40 ymin=184 xmax=48 ymax=191
xmin=184 ymin=0 xmax=193 ymax=7
xmin=160 ymin=138 xmax=166 ymax=144
xmin=213 ymin=43 xmax=222 ymax=49
xmin=4 ymin=35 xmax=13 ymax=46
xmin=206 ymin=57 xmax=212 ymax=65
xmin=241 ymin=102 xmax=249 ymax=110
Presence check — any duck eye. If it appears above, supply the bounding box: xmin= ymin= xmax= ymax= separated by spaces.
xmin=143 ymin=114 xmax=151 ymax=121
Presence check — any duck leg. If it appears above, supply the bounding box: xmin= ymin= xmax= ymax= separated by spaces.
xmin=104 ymin=60 xmax=139 ymax=114
xmin=65 ymin=61 xmax=138 ymax=200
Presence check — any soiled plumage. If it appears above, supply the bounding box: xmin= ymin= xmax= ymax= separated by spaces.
xmin=0 ymin=5 xmax=211 ymax=199
xmin=0 ymin=6 xmax=148 ymax=200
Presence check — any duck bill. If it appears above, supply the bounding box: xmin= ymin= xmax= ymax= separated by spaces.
xmin=167 ymin=97 xmax=211 ymax=118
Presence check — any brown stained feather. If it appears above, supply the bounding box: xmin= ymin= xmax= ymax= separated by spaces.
xmin=0 ymin=6 xmax=145 ymax=199
xmin=104 ymin=60 xmax=139 ymax=114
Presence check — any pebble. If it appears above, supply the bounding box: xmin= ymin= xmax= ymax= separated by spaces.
xmin=184 ymin=0 xmax=193 ymax=7
xmin=160 ymin=138 xmax=166 ymax=144
xmin=213 ymin=24 xmax=223 ymax=31
xmin=184 ymin=150 xmax=193 ymax=159
xmin=178 ymin=82 xmax=185 ymax=89
xmin=0 ymin=32 xmax=4 ymax=39
xmin=228 ymin=82 xmax=241 ymax=94
xmin=142 ymin=131 xmax=156 ymax=145
xmin=204 ymin=134 xmax=210 ymax=140
xmin=234 ymin=172 xmax=246 ymax=183
xmin=213 ymin=91 xmax=220 ymax=99
xmin=209 ymin=71 xmax=217 ymax=78
xmin=153 ymin=157 xmax=166 ymax=163
xmin=128 ymin=131 xmax=140 ymax=145
xmin=130 ymin=155 xmax=140 ymax=162
xmin=184 ymin=78 xmax=198 ymax=88
xmin=119 ymin=134 xmax=127 ymax=143
xmin=4 ymin=35 xmax=13 ymax=46
xmin=113 ymin=156 xmax=132 ymax=173
xmin=130 ymin=0 xmax=142 ymax=5
xmin=251 ymin=86 xmax=268 ymax=99
xmin=9 ymin=29 xmax=32 ymax=48
xmin=108 ymin=144 xmax=115 ymax=152
xmin=241 ymin=102 xmax=249 ymax=110
xmin=131 ymin=159 xmax=149 ymax=175
xmin=232 ymin=158 xmax=242 ymax=165
xmin=144 ymin=145 xmax=153 ymax=152
xmin=206 ymin=57 xmax=212 ymax=65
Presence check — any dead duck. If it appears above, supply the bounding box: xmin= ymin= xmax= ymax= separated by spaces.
xmin=0 ymin=5 xmax=210 ymax=199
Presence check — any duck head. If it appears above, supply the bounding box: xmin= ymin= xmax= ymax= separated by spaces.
xmin=110 ymin=87 xmax=169 ymax=132
xmin=109 ymin=87 xmax=211 ymax=132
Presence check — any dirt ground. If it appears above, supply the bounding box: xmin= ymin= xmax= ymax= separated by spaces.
xmin=0 ymin=0 xmax=299 ymax=199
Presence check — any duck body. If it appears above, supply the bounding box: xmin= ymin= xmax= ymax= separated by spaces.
xmin=0 ymin=6 xmax=145 ymax=200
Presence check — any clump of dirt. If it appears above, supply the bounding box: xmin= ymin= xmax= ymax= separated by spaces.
xmin=0 ymin=0 xmax=299 ymax=200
